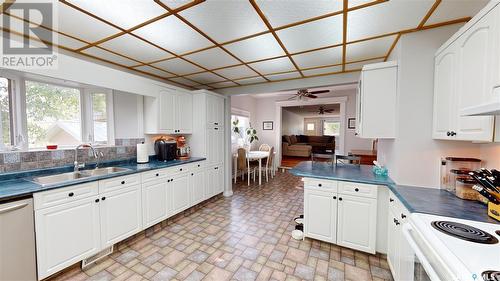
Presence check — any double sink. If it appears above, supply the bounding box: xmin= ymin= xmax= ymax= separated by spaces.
xmin=31 ymin=167 xmax=131 ymax=186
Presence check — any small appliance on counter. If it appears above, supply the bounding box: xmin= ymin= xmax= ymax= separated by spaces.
xmin=440 ymin=157 xmax=481 ymax=198
xmin=176 ymin=136 xmax=190 ymax=160
xmin=154 ymin=137 xmax=177 ymax=162
xmin=136 ymin=142 xmax=149 ymax=163
xmin=469 ymin=168 xmax=500 ymax=221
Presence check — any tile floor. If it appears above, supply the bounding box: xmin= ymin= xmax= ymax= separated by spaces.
xmin=47 ymin=172 xmax=393 ymax=281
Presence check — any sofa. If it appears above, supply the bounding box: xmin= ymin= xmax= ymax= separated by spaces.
xmin=282 ymin=135 xmax=335 ymax=157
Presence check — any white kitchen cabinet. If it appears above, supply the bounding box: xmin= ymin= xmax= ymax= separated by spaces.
xmin=304 ymin=188 xmax=337 ymax=243
xmin=207 ymin=127 xmax=224 ymax=166
xmin=171 ymin=173 xmax=190 ymax=214
xmin=206 ymin=94 xmax=225 ymax=127
xmin=337 ymin=194 xmax=377 ymax=254
xmin=356 ymin=61 xmax=397 ymax=139
xmin=144 ymin=89 xmax=193 ymax=134
xmin=205 ymin=165 xmax=223 ymax=198
xmin=142 ymin=179 xmax=168 ymax=228
xmin=433 ymin=2 xmax=496 ymax=141
xmin=35 ymin=197 xmax=101 ymax=280
xmin=100 ymin=185 xmax=142 ymax=248
xmin=190 ymin=169 xmax=205 ymax=205
xmin=214 ymin=165 xmax=224 ymax=194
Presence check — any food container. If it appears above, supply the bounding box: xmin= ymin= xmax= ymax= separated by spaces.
xmin=441 ymin=157 xmax=481 ymax=193
xmin=455 ymin=178 xmax=479 ymax=200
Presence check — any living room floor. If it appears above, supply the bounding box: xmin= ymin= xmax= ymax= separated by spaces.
xmin=47 ymin=172 xmax=392 ymax=281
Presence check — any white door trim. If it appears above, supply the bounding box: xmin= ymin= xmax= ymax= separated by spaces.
xmin=274 ymin=97 xmax=347 ymax=168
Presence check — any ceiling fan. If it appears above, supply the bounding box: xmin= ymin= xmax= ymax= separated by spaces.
xmin=310 ymin=106 xmax=335 ymax=115
xmin=285 ymin=89 xmax=330 ymax=100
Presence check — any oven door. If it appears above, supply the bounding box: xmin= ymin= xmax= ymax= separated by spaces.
xmin=402 ymin=223 xmax=459 ymax=281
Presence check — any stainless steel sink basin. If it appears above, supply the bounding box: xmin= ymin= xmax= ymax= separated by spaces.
xmin=31 ymin=171 xmax=90 ymax=186
xmin=79 ymin=167 xmax=131 ymax=177
xmin=32 ymin=167 xmax=131 ymax=186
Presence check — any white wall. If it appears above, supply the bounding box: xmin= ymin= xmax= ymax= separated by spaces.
xmin=377 ymin=24 xmax=483 ymax=188
xmin=480 ymin=143 xmax=500 ymax=169
xmin=282 ymin=109 xmax=304 ymax=135
xmin=113 ymin=91 xmax=144 ymax=139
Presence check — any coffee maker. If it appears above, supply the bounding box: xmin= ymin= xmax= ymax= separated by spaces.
xmin=176 ymin=136 xmax=191 ymax=160
xmin=154 ymin=137 xmax=177 ymax=162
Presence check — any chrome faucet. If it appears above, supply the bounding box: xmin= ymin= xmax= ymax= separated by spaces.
xmin=74 ymin=144 xmax=97 ymax=172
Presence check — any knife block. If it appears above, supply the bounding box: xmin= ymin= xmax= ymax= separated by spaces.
xmin=488 ymin=202 xmax=500 ymax=221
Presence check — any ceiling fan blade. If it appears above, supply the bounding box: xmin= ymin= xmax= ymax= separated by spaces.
xmin=308 ymin=90 xmax=330 ymax=94
xmin=307 ymin=94 xmax=318 ymax=98
xmin=287 ymin=95 xmax=298 ymax=100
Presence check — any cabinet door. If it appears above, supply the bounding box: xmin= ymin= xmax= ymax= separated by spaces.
xmin=205 ymin=167 xmax=215 ymax=198
xmin=176 ymin=93 xmax=193 ymax=133
xmin=35 ymin=197 xmax=101 ymax=279
xmin=159 ymin=91 xmax=176 ymax=133
xmin=190 ymin=169 xmax=205 ymax=205
xmin=355 ymin=79 xmax=362 ymax=136
xmin=215 ymin=165 xmax=224 ymax=194
xmin=386 ymin=208 xmax=400 ymax=280
xmin=337 ymin=195 xmax=377 ymax=254
xmin=207 ymin=128 xmax=223 ymax=165
xmin=455 ymin=12 xmax=495 ymax=141
xmin=214 ymin=96 xmax=225 ymax=127
xmin=433 ymin=49 xmax=456 ymax=140
xmin=142 ymin=180 xmax=167 ymax=228
xmin=172 ymin=173 xmax=190 ymax=214
xmin=304 ymin=189 xmax=337 ymax=243
xmin=100 ymin=185 xmax=142 ymax=248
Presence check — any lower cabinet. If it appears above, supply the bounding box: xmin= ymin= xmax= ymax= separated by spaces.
xmin=206 ymin=164 xmax=224 ymax=198
xmin=337 ymin=194 xmax=377 ymax=253
xmin=171 ymin=173 xmax=190 ymax=214
xmin=386 ymin=192 xmax=413 ymax=281
xmin=35 ymin=196 xmax=101 ymax=280
xmin=304 ymin=189 xmax=337 ymax=243
xmin=190 ymin=169 xmax=205 ymax=205
xmin=142 ymin=179 xmax=168 ymax=228
xmin=303 ymin=179 xmax=378 ymax=254
xmin=100 ymin=185 xmax=142 ymax=248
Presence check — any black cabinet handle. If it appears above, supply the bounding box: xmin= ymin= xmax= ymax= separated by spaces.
xmin=339 ymin=197 xmax=342 ymax=201
xmin=447 ymin=131 xmax=451 ymax=136
xmin=333 ymin=196 xmax=337 ymax=199
xmin=215 ymin=128 xmax=219 ymax=130
xmin=180 ymin=168 xmax=183 ymax=171
xmin=318 ymin=183 xmax=322 ymax=187
xmin=390 ymin=198 xmax=394 ymax=202
xmin=401 ymin=214 xmax=406 ymax=219
xmin=197 ymin=164 xmax=200 ymax=167
xmin=156 ymin=173 xmax=159 ymax=177
xmin=121 ymin=181 xmax=125 ymax=185
xmin=68 ymin=192 xmax=74 ymax=197
xmin=95 ymin=198 xmax=100 ymax=203
xmin=167 ymin=179 xmax=170 ymax=182
xmin=214 ymin=122 xmax=218 ymax=125
xmin=102 ymin=197 xmax=106 ymax=201
xmin=191 ymin=173 xmax=194 ymax=176
xmin=450 ymin=131 xmax=457 ymax=136
xmin=354 ymin=188 xmax=359 ymax=192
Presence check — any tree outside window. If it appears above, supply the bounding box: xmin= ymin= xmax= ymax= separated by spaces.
xmin=323 ymin=121 xmax=340 ymax=136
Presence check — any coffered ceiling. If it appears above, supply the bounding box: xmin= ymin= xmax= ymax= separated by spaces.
xmin=0 ymin=0 xmax=488 ymax=90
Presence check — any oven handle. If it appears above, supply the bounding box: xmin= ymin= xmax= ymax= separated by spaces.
xmin=402 ymin=224 xmax=444 ymax=281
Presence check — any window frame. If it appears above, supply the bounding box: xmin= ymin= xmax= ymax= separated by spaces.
xmin=322 ymin=119 xmax=341 ymax=137
xmin=0 ymin=72 xmax=115 ymax=151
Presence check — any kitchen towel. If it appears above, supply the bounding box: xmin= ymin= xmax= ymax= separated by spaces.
xmin=136 ymin=142 xmax=149 ymax=163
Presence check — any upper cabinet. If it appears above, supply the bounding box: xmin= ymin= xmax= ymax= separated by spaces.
xmin=356 ymin=61 xmax=398 ymax=139
xmin=144 ymin=89 xmax=193 ymax=134
xmin=206 ymin=94 xmax=225 ymax=128
xmin=433 ymin=2 xmax=498 ymax=141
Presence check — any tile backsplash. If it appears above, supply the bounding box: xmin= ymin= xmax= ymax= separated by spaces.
xmin=0 ymin=138 xmax=145 ymax=173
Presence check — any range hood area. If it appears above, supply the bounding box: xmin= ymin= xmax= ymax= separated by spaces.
xmin=461 ymin=88 xmax=500 ymax=116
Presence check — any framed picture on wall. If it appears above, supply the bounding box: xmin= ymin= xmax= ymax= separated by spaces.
xmin=263 ymin=121 xmax=273 ymax=130
xmin=348 ymin=118 xmax=356 ymax=129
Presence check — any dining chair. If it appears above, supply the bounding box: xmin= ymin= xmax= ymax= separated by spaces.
xmin=259 ymin=144 xmax=271 ymax=151
xmin=236 ymin=148 xmax=258 ymax=185
xmin=262 ymin=146 xmax=275 ymax=182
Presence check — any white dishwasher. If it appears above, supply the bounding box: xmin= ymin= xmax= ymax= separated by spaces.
xmin=0 ymin=198 xmax=37 ymax=281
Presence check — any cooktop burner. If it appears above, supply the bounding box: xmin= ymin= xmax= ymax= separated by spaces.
xmin=482 ymin=271 xmax=500 ymax=281
xmin=431 ymin=221 xmax=498 ymax=244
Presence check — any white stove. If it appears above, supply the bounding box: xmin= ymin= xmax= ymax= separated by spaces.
xmin=406 ymin=213 xmax=500 ymax=281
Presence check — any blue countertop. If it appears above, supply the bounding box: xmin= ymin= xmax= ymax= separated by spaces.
xmin=0 ymin=157 xmax=205 ymax=203
xmin=290 ymin=161 xmax=498 ymax=224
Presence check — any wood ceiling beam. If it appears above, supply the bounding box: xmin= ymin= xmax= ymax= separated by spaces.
xmin=341 ymin=0 xmax=348 ymax=72
xmin=418 ymin=0 xmax=442 ymax=28
xmin=1 ymin=0 xmax=15 ymax=14
xmin=154 ymin=0 xmax=271 ymax=84
xmin=249 ymin=0 xmax=304 ymax=77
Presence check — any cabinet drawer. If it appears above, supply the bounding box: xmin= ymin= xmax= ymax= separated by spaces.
xmin=34 ymin=182 xmax=98 ymax=210
xmin=189 ymin=161 xmax=205 ymax=170
xmin=338 ymin=182 xmax=377 ymax=198
xmin=141 ymin=168 xmax=173 ymax=183
xmin=99 ymin=174 xmax=141 ymax=194
xmin=304 ymin=178 xmax=338 ymax=191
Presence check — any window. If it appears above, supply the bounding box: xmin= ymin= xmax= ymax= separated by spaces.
xmin=0 ymin=77 xmax=13 ymax=147
xmin=231 ymin=114 xmax=249 ymax=149
xmin=323 ymin=120 xmax=340 ymax=136
xmin=306 ymin=123 xmax=315 ymax=131
xmin=91 ymin=93 xmax=108 ymax=144
xmin=25 ymin=81 xmax=82 ymax=148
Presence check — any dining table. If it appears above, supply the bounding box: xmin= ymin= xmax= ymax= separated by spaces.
xmin=233 ymin=150 xmax=273 ymax=185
